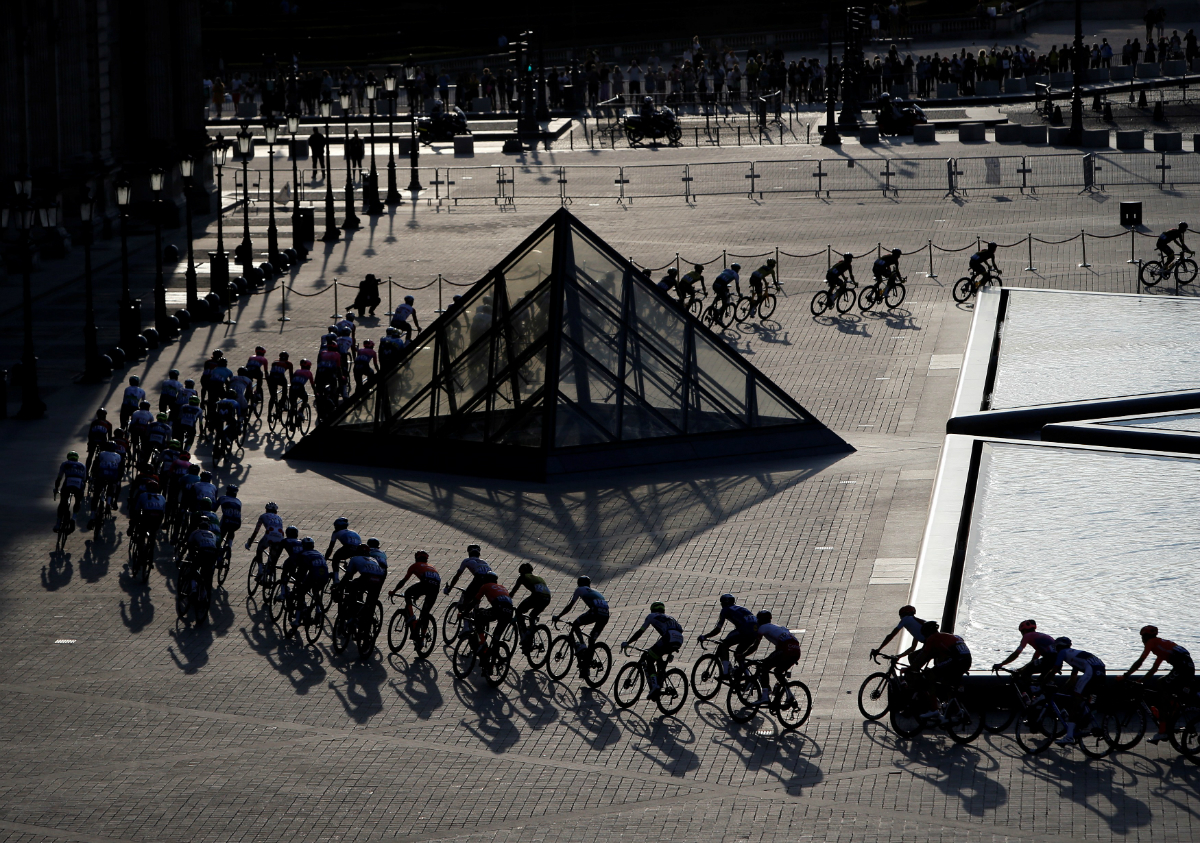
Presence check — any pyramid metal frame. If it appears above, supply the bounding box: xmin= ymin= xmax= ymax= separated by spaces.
xmin=287 ymin=209 xmax=849 ymax=480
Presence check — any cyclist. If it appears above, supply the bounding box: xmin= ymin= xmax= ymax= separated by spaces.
xmin=509 ymin=562 xmax=552 ymax=652
xmin=130 ymin=479 xmax=167 ymax=540
xmin=316 ymin=340 xmax=344 ymax=394
xmin=443 ymin=544 xmax=493 ymax=607
xmin=1122 ymin=625 xmax=1194 ymax=744
xmin=465 ymin=571 xmax=514 ymax=658
xmin=324 ymin=516 xmax=363 ymax=570
xmin=711 ymin=262 xmax=741 ymax=311
xmin=552 ymin=575 xmax=610 ymax=668
xmin=230 ymin=367 xmax=254 ymax=422
xmin=907 ymin=620 xmax=971 ymax=721
xmin=657 ymin=267 xmax=679 ymax=295
xmin=755 ymin=610 xmax=802 ymax=705
xmin=872 ymin=248 xmax=903 ymax=287
xmin=697 ymin=593 xmax=760 ymax=679
xmin=872 ymin=604 xmax=930 ymax=661
xmin=379 ymin=327 xmax=407 ymax=370
xmin=175 ymin=378 xmax=199 ymax=414
xmin=353 ymin=339 xmax=378 ymax=393
xmin=52 ymin=451 xmax=87 ymax=533
xmin=747 ymin=264 xmax=770 ymax=302
xmin=289 ymin=359 xmax=315 ymax=416
xmin=199 ymin=349 xmax=223 ymax=395
xmin=968 ymin=242 xmax=999 ymax=281
xmin=388 ymin=550 xmax=442 ymax=628
xmin=246 ymin=346 xmax=269 ymax=394
xmin=268 ymin=351 xmax=293 ymax=407
xmin=1156 ymin=221 xmax=1192 ymax=270
xmin=392 ymin=295 xmax=421 ymax=333
xmin=245 ymin=502 xmax=286 ymax=578
xmin=826 ymin=253 xmax=855 ymax=290
xmin=334 ymin=547 xmax=387 ymax=616
xmin=763 ymin=257 xmax=779 ymax=290
xmin=336 ymin=323 xmax=356 ymax=360
xmin=85 ymin=408 xmax=112 ymax=472
xmin=206 ymin=357 xmax=234 ymax=415
xmin=128 ymin=400 xmax=154 ymax=452
xmin=174 ymin=395 xmax=203 ymax=450
xmin=87 ymin=441 xmax=123 ymax=528
xmin=992 ymin=618 xmax=1061 ymax=688
xmin=213 ymin=389 xmax=242 ymax=447
xmin=159 ymin=369 xmax=183 ymax=413
xmin=622 ymin=601 xmax=684 ymax=699
xmin=185 ymin=511 xmax=220 ymax=608
xmin=216 ymin=484 xmax=242 ymax=550
xmin=188 ymin=471 xmax=218 ymax=517
xmin=1051 ymin=637 xmax=1106 ymax=745
xmin=677 ymin=264 xmax=706 ymax=306
xmin=284 ymin=536 xmax=329 ymax=633
xmin=119 ymin=376 xmax=145 ymax=430
xmin=145 ymin=412 xmax=173 ymax=455
xmin=172 ymin=461 xmax=202 ymax=522
xmin=336 ymin=311 xmax=357 ymax=340
xmin=364 ymin=537 xmax=388 ymax=572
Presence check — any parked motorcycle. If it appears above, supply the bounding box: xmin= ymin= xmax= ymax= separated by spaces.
xmin=623 ymin=107 xmax=683 ymax=145
xmin=417 ymin=107 xmax=470 ymax=144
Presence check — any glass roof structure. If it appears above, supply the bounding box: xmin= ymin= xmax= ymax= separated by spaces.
xmin=288 ymin=209 xmax=847 ymax=480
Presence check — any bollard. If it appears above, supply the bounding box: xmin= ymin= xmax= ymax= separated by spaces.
xmin=827 ymin=244 xmax=832 ymax=270
xmin=927 ymin=240 xmax=937 ymax=279
xmin=876 ymin=242 xmax=881 ymax=258
xmin=675 ymin=253 xmax=681 ymax=278
xmin=436 ymin=274 xmax=445 ymax=314
xmin=1078 ymin=230 xmax=1091 ymax=268
xmin=1128 ymin=227 xmax=1138 ymax=264
xmin=386 ymin=276 xmax=394 ymax=316
xmin=279 ymin=283 xmax=290 ymax=322
xmin=1025 ymin=233 xmax=1036 ymax=272
xmin=722 ymin=249 xmax=727 ymax=269
xmin=330 ymin=280 xmax=341 ymax=319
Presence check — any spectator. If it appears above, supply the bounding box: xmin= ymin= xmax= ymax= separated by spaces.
xmin=347 ymin=130 xmax=364 ymax=181
xmin=308 ymin=127 xmax=326 ymax=179
xmin=353 ymin=274 xmax=381 ymax=318
xmin=611 ymin=63 xmax=624 ymax=99
xmin=212 ymin=77 xmax=226 ymax=114
xmin=627 ymin=60 xmax=643 ymax=97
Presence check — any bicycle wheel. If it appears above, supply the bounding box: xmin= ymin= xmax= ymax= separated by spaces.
xmin=776 ymin=680 xmax=813 ymax=731
xmin=330 ymin=608 xmax=352 ymax=654
xmin=485 ymin=642 xmax=513 ymax=687
xmin=656 ymin=668 xmax=689 ymax=715
xmin=614 ymin=662 xmax=645 ymax=708
xmin=834 ymin=286 xmax=856 ymax=315
xmin=810 ymin=290 xmax=832 ymax=317
xmin=452 ymin=635 xmax=477 ymax=679
xmin=524 ymin=624 xmax=551 ymax=669
xmin=1139 ymin=260 xmax=1165 ymax=287
xmin=388 ymin=609 xmax=410 ymax=654
xmin=268 ymin=583 xmax=287 ymax=624
xmin=885 ymin=282 xmax=907 ymax=309
xmin=1109 ymin=702 xmax=1146 ymax=751
xmin=889 ymin=701 xmax=925 ymax=739
xmin=945 ymin=698 xmax=985 ymax=744
xmin=413 ymin=613 xmax=438 ymax=659
xmin=688 ymin=298 xmax=704 ymax=318
xmin=984 ymin=705 xmax=1017 ymax=734
xmin=1015 ymin=703 xmax=1061 ymax=754
xmin=546 ymin=635 xmax=576 ymax=680
xmin=1171 ymin=709 xmax=1200 ymax=761
xmin=725 ymin=676 xmax=763 ymax=724
xmin=1176 ymin=258 xmax=1199 ymax=285
xmin=304 ymin=596 xmax=324 ymax=645
xmin=691 ymin=654 xmax=724 ymax=701
xmin=734 ymin=296 xmax=752 ymax=323
xmin=176 ymin=583 xmax=189 ymax=621
xmin=857 ymin=285 xmax=878 ymax=312
xmin=952 ymin=277 xmax=975 ymax=303
xmin=217 ymin=544 xmax=231 ymax=586
xmin=758 ymin=293 xmax=777 ymax=320
xmin=1077 ymin=711 xmax=1120 ymax=759
xmin=246 ymin=557 xmax=260 ymax=596
xmin=441 ymin=601 xmax=462 ymax=643
xmin=267 ymin=398 xmax=281 ymax=433
xmin=857 ymin=672 xmax=891 ymax=720
xmin=717 ymin=301 xmax=736 ymax=328
xmin=582 ymin=642 xmax=613 ymax=688
xmin=299 ymin=403 xmax=312 ymax=435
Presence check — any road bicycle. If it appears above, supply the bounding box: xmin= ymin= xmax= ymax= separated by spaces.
xmin=858 ymin=652 xmax=903 ymax=720
xmin=508 ymin=607 xmax=552 ymax=670
xmin=246 ymin=547 xmax=278 ymax=598
xmin=546 ymin=618 xmax=613 ymax=687
xmin=614 ymin=644 xmax=690 ymax=714
xmin=1105 ymin=676 xmax=1200 ymax=759
xmin=387 ymin=593 xmax=438 ymax=658
xmin=88 ymin=483 xmax=115 ymax=541
xmin=952 ymin=267 xmax=1003 ymax=304
xmin=858 ymin=272 xmax=908 ymax=312
xmin=451 ymin=614 xmax=513 ymax=687
xmin=701 ymin=293 xmax=737 ymax=329
xmin=1139 ymin=248 xmax=1198 ymax=287
xmin=175 ymin=557 xmax=212 ymax=626
xmin=286 ymin=394 xmax=313 ymax=437
xmin=993 ymin=669 xmax=1120 ymax=758
xmin=275 ymin=574 xmax=325 ymax=645
xmin=810 ymin=279 xmax=856 ymax=317
xmin=691 ymin=638 xmax=758 ymax=702
xmin=724 ymin=657 xmax=813 ymax=731
xmin=734 ymin=288 xmax=778 ymax=323
xmin=888 ymin=668 xmax=984 ymax=743
xmin=329 ymin=583 xmax=383 ymax=661
xmin=441 ymin=586 xmax=468 ymax=643
xmin=127 ymin=524 xmax=155 ymax=584
xmin=267 ymin=388 xmax=288 ymax=434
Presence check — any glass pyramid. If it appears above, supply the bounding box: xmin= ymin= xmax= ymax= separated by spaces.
xmin=288 ymin=209 xmax=847 ymax=479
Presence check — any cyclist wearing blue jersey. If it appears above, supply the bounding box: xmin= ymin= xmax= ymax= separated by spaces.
xmin=553 ymin=575 xmax=610 ymax=660
xmin=443 ymin=544 xmax=493 ymax=608
xmin=324 ymin=516 xmax=363 ymax=568
xmin=872 ymin=605 xmax=931 ymax=660
xmin=698 ymin=593 xmax=761 ymax=678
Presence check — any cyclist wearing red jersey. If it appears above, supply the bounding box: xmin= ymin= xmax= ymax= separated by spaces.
xmin=353 ymin=339 xmax=378 ymax=393
xmin=389 ymin=550 xmax=441 ymax=624
xmin=908 ymin=620 xmax=971 ymax=721
xmin=85 ymin=408 xmax=113 ymax=472
xmin=246 ymin=346 xmax=269 ymax=390
xmin=993 ymin=619 xmax=1061 ymax=687
xmin=269 ymin=352 xmax=293 ymax=405
xmin=467 ymin=572 xmax=514 ymax=658
xmin=316 ymin=340 xmax=343 ymax=393
xmin=1123 ymin=624 xmax=1195 ymax=743
xmin=290 ymin=360 xmax=315 ymax=413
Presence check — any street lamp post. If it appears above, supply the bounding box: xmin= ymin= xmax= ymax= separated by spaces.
xmin=149 ymin=167 xmax=168 ymax=334
xmin=209 ymin=135 xmax=231 ymax=300
xmin=340 ymin=86 xmax=360 ymax=230
xmin=263 ymin=116 xmax=281 ymax=265
xmin=1067 ymin=0 xmax=1085 ymax=144
xmin=822 ymin=16 xmax=841 ymax=145
xmin=383 ymin=69 xmax=402 ymax=205
xmin=364 ymin=78 xmax=383 ymax=214
xmin=236 ymin=122 xmax=254 ymax=275
xmin=179 ymin=155 xmax=199 ymax=312
xmin=78 ymin=192 xmax=103 ymax=381
xmin=115 ymin=179 xmax=139 ymax=353
xmin=286 ymin=112 xmax=307 ymax=258
xmin=407 ymin=84 xmax=423 ymax=192
xmin=13 ymin=180 xmax=44 ymax=418
xmin=319 ymin=98 xmax=340 ymax=242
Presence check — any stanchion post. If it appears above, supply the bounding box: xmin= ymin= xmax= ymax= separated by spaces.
xmin=330 ymin=280 xmax=341 ymax=318
xmin=1025 ymin=233 xmax=1036 ymax=272
xmin=675 ymin=253 xmax=680 ymax=277
xmin=1078 ymin=229 xmax=1091 ymax=268
xmin=876 ymin=242 xmax=881 ymax=258
xmin=436 ymin=274 xmax=445 ymax=313
xmin=826 ymin=244 xmax=831 ymax=270
xmin=1127 ymin=227 xmax=1138 ymax=263
xmin=722 ymin=249 xmax=727 ymax=269
xmin=927 ymin=240 xmax=937 ymax=279
xmin=279 ymin=282 xmax=291 ymax=322
xmin=386 ymin=276 xmax=394 ymax=316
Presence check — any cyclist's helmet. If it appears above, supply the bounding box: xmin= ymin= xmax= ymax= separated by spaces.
xmin=237 ymin=367 xmax=248 ymax=376
xmin=333 ymin=516 xmax=349 ymax=529
xmin=756 ymin=610 xmax=772 ymax=624
xmin=404 ymin=295 xmax=415 ymax=305
xmin=1180 ymin=222 xmax=1188 ymax=231
xmin=114 ymin=428 xmax=128 ymax=440
xmin=366 ymin=537 xmax=381 ymax=548
xmin=719 ymin=593 xmax=736 ymax=607
xmin=139 ymin=401 xmax=151 ymax=410
xmin=344 ymin=312 xmax=355 ymax=321
xmin=156 ymin=412 xmax=169 ymax=422
xmin=199 ymin=471 xmax=212 ymax=482
xmin=879 ymin=91 xmax=892 ymax=102
xmin=170 ymin=440 xmax=182 ymax=449
xmin=518 ymin=562 xmax=533 ymax=574
xmin=920 ymin=620 xmax=939 ymax=636
xmin=482 ymin=572 xmax=500 ymax=583
xmin=265 ymin=502 xmax=279 ymax=513
xmin=66 ymin=450 xmax=79 ymax=461
xmin=339 ymin=326 xmax=351 ymax=336
xmin=226 ymin=484 xmax=239 ymax=495
xmin=386 ymin=327 xmax=399 ymax=337
xmin=255 ymin=346 xmax=266 ymax=355
xmin=300 ymin=359 xmax=311 ymax=368
xmin=211 ymin=349 xmax=223 ymax=359
xmin=129 ymin=376 xmax=140 ymax=386
xmin=184 ymin=379 xmax=195 ymax=387
xmin=279 ymin=351 xmax=290 ymax=360
xmin=644 ymin=95 xmax=653 ymax=105
xmin=415 ymin=550 xmax=429 ymax=561
xmin=987 ymin=241 xmax=998 ymax=250
xmin=1140 ymin=625 xmax=1159 ymax=638
xmin=146 ymin=480 xmax=160 ymax=493
xmin=197 ymin=496 xmax=214 ymax=511
xmin=694 ymin=264 xmax=704 ymax=272
xmin=285 ymin=525 xmax=299 ymax=538
xmin=891 ymin=248 xmax=902 ymax=257
xmin=467 ymin=544 xmax=481 ymax=556
xmin=1054 ymin=636 xmax=1072 ymax=650
xmin=730 ymin=262 xmax=741 ymax=272
xmin=843 ymin=253 xmax=854 ymax=262
xmin=667 ymin=267 xmax=678 ymax=276
xmin=899 ymin=605 xmax=917 ymax=617
xmin=169 ymin=368 xmax=180 ymax=378
xmin=1018 ymin=619 xmax=1037 ymax=633
xmin=96 ymin=408 xmax=107 ymax=418
xmin=577 ymin=575 xmax=591 ymax=587
xmin=363 ymin=339 xmax=374 ymax=348
xmin=189 ymin=395 xmax=200 ymax=405
xmin=301 ymin=536 xmax=315 ymax=549
xmin=650 ymin=601 xmax=666 ymax=614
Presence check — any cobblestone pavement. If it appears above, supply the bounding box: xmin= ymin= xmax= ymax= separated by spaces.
xmin=1 ymin=162 xmax=1198 ymax=842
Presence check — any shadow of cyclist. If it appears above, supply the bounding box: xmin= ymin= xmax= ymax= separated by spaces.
xmin=41 ymin=550 xmax=73 ymax=591
xmin=328 ymin=657 xmax=388 ymax=724
xmin=552 ymin=685 xmax=619 ymax=752
xmin=168 ymin=624 xmax=212 ymax=674
xmin=387 ymin=654 xmax=445 ymax=718
xmin=79 ymin=533 xmax=116 ymax=583
xmin=455 ymin=683 xmax=520 ymax=754
xmin=119 ymin=589 xmax=155 ymax=633
xmin=889 ymin=735 xmax=1007 ymax=818
xmin=1020 ymin=748 xmax=1149 ymax=833
xmin=511 ymin=668 xmax=562 ymax=731
xmin=240 ymin=619 xmax=329 ymax=697
xmin=615 ymin=709 xmax=700 ymax=777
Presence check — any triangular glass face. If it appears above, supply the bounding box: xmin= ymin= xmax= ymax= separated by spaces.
xmin=383 ymin=339 xmax=436 ymax=420
xmin=332 ymin=390 xmax=376 ymax=430
xmin=444 ymin=282 xmax=494 ymax=365
xmin=555 ymin=398 xmax=612 ymax=447
xmin=496 ymin=400 xmax=544 ymax=447
xmin=570 ymin=227 xmax=625 ymax=309
xmin=755 ymin=383 xmax=807 ymax=426
xmin=501 ymin=228 xmax=554 ymax=308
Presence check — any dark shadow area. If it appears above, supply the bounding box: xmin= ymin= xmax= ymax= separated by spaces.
xmin=615 ymin=709 xmax=701 ymax=777
xmin=327 ymin=653 xmax=388 ymax=723
xmin=387 ymin=654 xmax=445 ymax=718
xmin=41 ymin=549 xmax=73 ymax=591
xmin=453 ymin=678 xmax=521 ymax=753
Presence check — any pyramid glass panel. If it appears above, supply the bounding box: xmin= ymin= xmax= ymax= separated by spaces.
xmin=333 ymin=390 xmax=376 ymax=430
xmin=384 ymin=340 xmax=436 ymax=419
xmin=560 ymin=345 xmax=620 ymax=436
xmin=564 ymin=281 xmax=623 ymax=377
xmin=631 ymin=284 xmax=686 ymax=368
xmin=510 ymin=284 xmax=551 ymax=358
xmin=446 ymin=338 xmax=493 ymax=412
xmin=570 ymin=227 xmax=625 ymax=307
xmin=496 ymin=402 xmax=544 ymax=447
xmin=556 ymin=398 xmax=612 ymax=447
xmin=621 ymin=398 xmax=680 ymax=441
xmin=511 ymin=345 xmax=547 ymax=403
xmin=444 ymin=283 xmax=494 ymax=364
xmin=755 ymin=382 xmax=807 ymax=426
xmin=502 ymin=229 xmax=554 ymax=308
xmin=692 ymin=330 xmax=749 ymax=423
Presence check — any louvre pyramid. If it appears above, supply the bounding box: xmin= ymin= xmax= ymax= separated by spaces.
xmin=287 ymin=209 xmax=849 ymax=480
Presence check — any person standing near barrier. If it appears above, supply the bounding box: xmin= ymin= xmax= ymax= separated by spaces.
xmin=308 ymin=127 xmax=327 ymax=181
xmin=353 ymin=274 xmax=381 ymax=318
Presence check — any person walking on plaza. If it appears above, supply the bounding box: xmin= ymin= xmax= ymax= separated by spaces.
xmin=347 ymin=130 xmax=365 ymax=182
xmin=308 ymin=127 xmax=327 ymax=181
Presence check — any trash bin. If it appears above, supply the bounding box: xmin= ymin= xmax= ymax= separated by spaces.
xmin=295 ymin=207 xmax=315 ymax=244
xmin=1120 ymin=201 xmax=1142 ymax=228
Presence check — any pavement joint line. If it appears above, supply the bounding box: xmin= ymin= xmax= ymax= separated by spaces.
xmin=0 ymin=819 xmax=136 ymax=843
